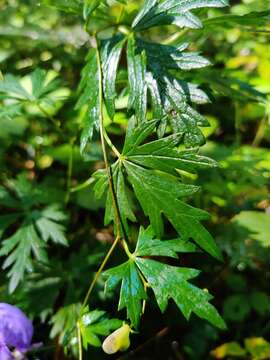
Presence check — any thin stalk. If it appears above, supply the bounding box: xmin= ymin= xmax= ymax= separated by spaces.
xmin=70 ymin=177 xmax=95 ymax=193
xmin=81 ymin=235 xmax=120 ymax=311
xmin=103 ymin=129 xmax=121 ymax=157
xmin=65 ymin=141 xmax=74 ymax=203
xmin=163 ymin=28 xmax=189 ymax=45
xmin=252 ymin=115 xmax=268 ymax=147
xmin=77 ymin=322 xmax=83 ymax=360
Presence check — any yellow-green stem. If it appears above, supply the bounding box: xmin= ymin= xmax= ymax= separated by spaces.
xmin=77 ymin=322 xmax=83 ymax=360
xmin=81 ymin=235 xmax=120 ymax=311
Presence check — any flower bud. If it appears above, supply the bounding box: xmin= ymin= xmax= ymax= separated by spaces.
xmin=102 ymin=324 xmax=131 ymax=355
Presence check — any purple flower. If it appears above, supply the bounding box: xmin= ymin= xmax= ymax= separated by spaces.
xmin=0 ymin=303 xmax=33 ymax=360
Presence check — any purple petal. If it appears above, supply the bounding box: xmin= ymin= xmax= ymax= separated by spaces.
xmin=0 ymin=344 xmax=12 ymax=360
xmin=0 ymin=303 xmax=33 ymax=353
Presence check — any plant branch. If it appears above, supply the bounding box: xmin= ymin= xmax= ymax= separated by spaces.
xmin=79 ymin=33 xmax=130 ymax=316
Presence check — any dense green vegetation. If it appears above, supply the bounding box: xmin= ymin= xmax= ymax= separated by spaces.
xmin=0 ymin=0 xmax=270 ymax=359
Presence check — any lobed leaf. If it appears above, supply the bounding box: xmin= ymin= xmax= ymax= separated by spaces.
xmin=104 ymin=260 xmax=147 ymax=328
xmin=76 ymin=48 xmax=100 ymax=152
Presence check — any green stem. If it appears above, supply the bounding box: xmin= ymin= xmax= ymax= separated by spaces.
xmin=163 ymin=28 xmax=189 ymax=45
xmin=77 ymin=322 xmax=83 ymax=360
xmin=118 ymin=25 xmax=131 ymax=36
xmin=252 ymin=115 xmax=268 ymax=147
xmin=81 ymin=235 xmax=120 ymax=311
xmin=65 ymin=141 xmax=74 ymax=204
xmin=70 ymin=177 xmax=95 ymax=193
xmin=103 ymin=129 xmax=121 ymax=158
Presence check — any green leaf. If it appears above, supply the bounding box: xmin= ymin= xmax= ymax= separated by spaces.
xmin=132 ymin=0 xmax=229 ymax=31
xmin=80 ymin=308 xmax=122 ymax=348
xmin=83 ymin=0 xmax=100 ymax=19
xmin=125 ymin=161 xmax=220 ymax=258
xmin=35 ymin=205 xmax=68 ymax=246
xmin=0 ymin=69 xmax=61 ymax=103
xmin=138 ymin=39 xmax=211 ymax=71
xmin=0 ymin=74 xmax=31 ymax=100
xmin=104 ymin=164 xmax=136 ymax=234
xmin=0 ymin=222 xmax=48 ymax=293
xmin=245 ymin=338 xmax=270 ymax=360
xmin=204 ymin=10 xmax=270 ymax=28
xmin=83 ymin=0 xmax=127 ymax=20
xmin=102 ymin=35 xmax=126 ymax=119
xmin=127 ymin=35 xmax=147 ymax=123
xmin=0 ymin=214 xmax=21 ymax=238
xmin=233 ymin=211 xmax=270 ymax=247
xmin=136 ymin=258 xmax=226 ymax=329
xmin=0 ymin=104 xmax=22 ymax=120
xmin=0 ymin=185 xmax=21 ymax=208
xmin=127 ymin=38 xmax=211 ymax=145
xmin=104 ymin=260 xmax=147 ymax=328
xmin=94 ymin=120 xmax=221 ymax=259
xmin=76 ymin=48 xmax=100 ymax=152
xmin=50 ymin=303 xmax=81 ymax=344
xmin=211 ymin=342 xmax=247 ymax=359
xmin=43 ymin=0 xmax=82 ymax=13
xmin=30 ymin=68 xmax=61 ymax=102
xmin=0 ymin=179 xmax=68 ymax=292
xmin=135 ymin=226 xmax=196 ymax=258
xmin=104 ymin=226 xmax=225 ymax=329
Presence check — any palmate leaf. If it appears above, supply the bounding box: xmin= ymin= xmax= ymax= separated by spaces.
xmin=136 ymin=258 xmax=226 ymax=329
xmin=126 ymin=35 xmax=211 ymax=145
xmin=135 ymin=225 xmax=196 ymax=257
xmin=132 ymin=0 xmax=229 ymax=31
xmin=0 ymin=205 xmax=68 ymax=293
xmin=0 ymin=222 xmax=48 ymax=293
xmin=78 ymin=2 xmax=217 ymax=148
xmin=0 ymin=178 xmax=68 ymax=292
xmin=104 ymin=226 xmax=225 ymax=329
xmin=0 ymin=69 xmax=61 ymax=103
xmin=94 ymin=119 xmax=221 ymax=259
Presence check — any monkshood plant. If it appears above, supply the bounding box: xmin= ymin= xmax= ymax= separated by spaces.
xmin=0 ymin=0 xmax=231 ymax=357
xmin=74 ymin=0 xmax=229 ymax=356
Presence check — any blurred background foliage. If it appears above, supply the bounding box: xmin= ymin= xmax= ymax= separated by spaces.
xmin=0 ymin=0 xmax=270 ymax=359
